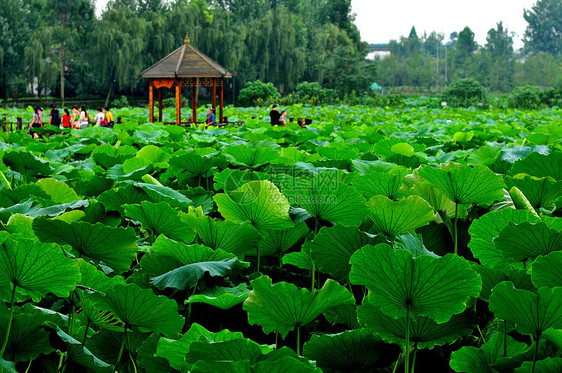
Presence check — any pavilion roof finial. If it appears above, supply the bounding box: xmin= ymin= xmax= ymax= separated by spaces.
xmin=184 ymin=33 xmax=190 ymax=46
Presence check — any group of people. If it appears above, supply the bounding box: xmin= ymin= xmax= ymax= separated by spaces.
xmin=29 ymin=104 xmax=114 ymax=138
xmin=269 ymin=104 xmax=288 ymax=126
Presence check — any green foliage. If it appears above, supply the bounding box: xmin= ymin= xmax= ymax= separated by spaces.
xmin=510 ymin=86 xmax=562 ymax=109
xmin=238 ymin=80 xmax=280 ymax=107
xmin=442 ymin=78 xmax=488 ymax=108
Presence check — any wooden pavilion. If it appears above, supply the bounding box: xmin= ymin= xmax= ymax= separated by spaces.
xmin=140 ymin=34 xmax=233 ymax=125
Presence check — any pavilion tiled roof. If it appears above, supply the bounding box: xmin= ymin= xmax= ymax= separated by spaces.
xmin=140 ymin=36 xmax=233 ymax=79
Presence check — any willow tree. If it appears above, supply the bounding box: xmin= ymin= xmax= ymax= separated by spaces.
xmin=24 ymin=28 xmax=59 ymax=99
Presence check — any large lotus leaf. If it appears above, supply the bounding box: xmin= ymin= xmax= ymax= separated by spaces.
xmin=350 ymin=244 xmax=481 ymax=323
xmin=317 ymin=146 xmax=359 ymax=161
xmin=0 ymin=304 xmax=64 ymax=362
xmin=353 ymin=168 xmax=409 ymax=200
xmin=136 ymin=144 xmax=169 ymax=164
xmin=80 ymin=201 xmax=119 ymax=227
xmin=182 ymin=215 xmax=261 ymax=258
xmin=258 ymin=223 xmax=309 ymax=257
xmin=450 ymin=332 xmax=530 ymax=373
xmin=136 ymin=333 xmax=177 ymax=373
xmin=92 ymin=283 xmax=184 ymax=337
xmin=224 ymin=145 xmax=280 ymax=168
xmin=0 ymin=233 xmax=79 ymax=301
xmin=140 ymin=235 xmax=236 ymax=275
xmin=532 ymin=251 xmax=562 ymax=288
xmin=358 ymin=300 xmax=473 ymax=349
xmin=44 ymin=323 xmax=113 ymax=372
xmin=323 ymin=303 xmax=360 ymax=329
xmin=394 ymin=232 xmax=440 ymax=258
xmin=469 ymin=209 xmax=540 ymax=268
xmin=302 ymin=328 xmax=400 ymax=373
xmin=283 ymin=176 xmax=368 ymax=227
xmin=489 ymin=282 xmax=562 ymax=337
xmin=36 ymin=178 xmax=80 ymax=203
xmin=187 ymin=284 xmax=251 ymax=310
xmin=2 ymin=150 xmax=52 ymax=179
xmin=32 ymin=218 xmax=138 ymax=273
xmin=98 ymin=184 xmax=149 ymax=213
xmin=151 ymin=258 xmax=240 ymax=291
xmin=124 ymin=201 xmax=195 ymax=242
xmin=91 ymin=144 xmax=136 ymax=169
xmin=76 ymin=258 xmax=126 ymax=293
xmin=351 ymin=159 xmax=396 ymax=175
xmin=410 ymin=181 xmax=469 ymax=218
xmin=214 ymin=180 xmax=293 ymax=231
xmin=85 ymin=329 xmax=149 ymax=371
xmin=515 ymin=357 xmax=562 ymax=373
xmin=495 ymin=222 xmax=562 ymax=263
xmin=135 ymin=182 xmax=193 ymax=209
xmin=75 ymin=292 xmax=123 ymax=332
xmin=0 ymin=358 xmax=15 ymax=373
xmin=190 ymin=357 xmax=318 ymax=373
xmin=243 ymin=275 xmax=355 ymax=338
xmin=107 ymin=163 xmax=153 ymax=181
xmin=368 ymin=195 xmax=434 ymax=236
xmin=419 ymin=163 xmax=505 ymax=205
xmin=5 ymin=213 xmax=35 ymax=237
xmin=156 ymin=323 xmax=245 ymax=372
xmin=0 ymin=184 xmax=49 ymax=208
xmin=310 ymin=225 xmax=382 ymax=283
xmin=511 ymin=151 xmax=562 ymax=180
xmin=169 ymin=152 xmax=222 ymax=178
xmin=213 ymin=169 xmax=270 ymax=194
xmin=504 ymin=175 xmax=562 ymax=209
xmin=122 ymin=157 xmax=153 ymax=174
xmin=501 ymin=145 xmax=550 ymax=164
xmin=474 ymin=265 xmax=534 ymax=301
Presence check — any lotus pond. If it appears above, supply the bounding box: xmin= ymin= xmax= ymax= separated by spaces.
xmin=0 ymin=104 xmax=561 ymax=372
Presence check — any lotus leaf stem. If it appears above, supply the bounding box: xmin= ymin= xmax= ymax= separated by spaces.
xmin=405 ymin=308 xmax=410 ymax=373
xmin=410 ymin=347 xmax=417 ymax=373
xmin=531 ymin=335 xmax=539 ymax=373
xmin=115 ymin=326 xmax=127 ymax=369
xmin=454 ymin=203 xmax=459 ymax=255
xmin=503 ymin=321 xmax=507 ymax=357
xmin=0 ymin=170 xmax=12 ymax=190
xmin=129 ymin=351 xmax=138 ymax=373
xmin=25 ymin=359 xmax=33 ymax=373
xmin=0 ymin=284 xmax=17 ymax=358
xmin=296 ymin=325 xmax=301 ymax=356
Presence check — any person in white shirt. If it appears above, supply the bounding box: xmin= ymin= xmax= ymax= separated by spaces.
xmin=94 ymin=107 xmax=105 ymax=126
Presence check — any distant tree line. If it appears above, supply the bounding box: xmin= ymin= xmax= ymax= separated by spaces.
xmin=0 ymin=0 xmax=373 ymax=104
xmin=374 ymin=0 xmax=562 ymax=93
xmin=0 ymin=0 xmax=560 ymax=105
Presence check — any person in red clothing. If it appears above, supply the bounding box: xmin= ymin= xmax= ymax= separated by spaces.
xmin=61 ymin=109 xmax=71 ymax=129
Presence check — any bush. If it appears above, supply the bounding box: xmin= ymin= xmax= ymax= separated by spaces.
xmin=442 ymin=78 xmax=488 ymax=108
xmin=111 ymin=95 xmax=129 ymax=108
xmin=238 ymin=80 xmax=279 ymax=107
xmin=509 ymin=86 xmax=561 ymax=109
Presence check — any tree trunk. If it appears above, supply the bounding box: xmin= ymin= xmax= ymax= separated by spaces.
xmin=104 ymin=80 xmax=114 ymax=108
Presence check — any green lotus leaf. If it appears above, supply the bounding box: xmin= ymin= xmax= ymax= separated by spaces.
xmin=0 ymin=184 xmax=49 ymax=208
xmin=80 ymin=201 xmax=119 ymax=227
xmin=489 ymin=282 xmax=562 ymax=337
xmin=187 ymin=284 xmax=250 ymax=310
xmin=98 ymin=184 xmax=149 ymax=213
xmin=140 ymin=235 xmax=236 ymax=276
xmin=350 ymin=244 xmax=481 ymax=323
xmin=511 ymin=151 xmax=562 ymax=180
xmin=135 ymin=182 xmax=192 ymax=209
xmin=213 ymin=169 xmax=270 ymax=194
xmin=419 ymin=163 xmax=505 ymax=205
xmin=395 ymin=232 xmax=440 ymax=258
xmin=91 ymin=144 xmax=137 ymax=169
xmin=0 ymin=304 xmax=65 ymax=362
xmin=310 ymin=225 xmax=382 ymax=283
xmin=107 ymin=163 xmax=153 ymax=181
xmin=0 ymin=233 xmax=79 ymax=301
xmin=169 ymin=151 xmax=223 ymax=179
xmin=411 ymin=181 xmax=469 ymax=218
xmin=469 ymin=209 xmax=540 ymax=268
xmin=190 ymin=357 xmax=318 ymax=373
xmin=136 ymin=333 xmax=177 ymax=373
xmin=75 ymin=292 xmax=123 ymax=332
xmin=258 ymin=223 xmax=309 ymax=257
xmin=32 ymin=218 xmax=138 ymax=273
xmin=284 ymin=174 xmax=368 ymax=227
xmin=76 ymin=258 xmax=126 ymax=293
xmin=358 ymin=299 xmax=473 ymax=349
xmin=43 ymin=323 xmax=113 ymax=371
xmin=5 ymin=213 xmax=35 ymax=237
xmin=515 ymin=357 xmax=562 ymax=373
xmin=224 ymin=144 xmax=280 ymax=168
xmin=495 ymin=222 xmax=562 ymax=263
xmin=136 ymin=144 xmax=169 ymax=164
xmin=182 ymin=215 xmax=261 ymax=258
xmin=92 ymin=283 xmax=184 ymax=337
xmin=84 ymin=329 xmax=149 ymax=371
xmin=368 ymin=195 xmax=434 ymax=236
xmin=243 ymin=275 xmax=355 ymax=338
xmin=467 ymin=144 xmax=502 ymax=167
xmin=318 ymin=146 xmax=359 ymax=161
xmin=2 ymin=150 xmax=52 ymax=180
xmin=351 ymin=159 xmax=396 ymax=176
xmin=532 ymin=251 xmax=562 ymax=288
xmin=353 ymin=168 xmax=409 ymax=200
xmin=501 ymin=145 xmax=550 ymax=164
xmin=122 ymin=157 xmax=153 ymax=174
xmin=151 ymin=258 xmax=240 ymax=291
xmin=504 ymin=175 xmax=562 ymax=209
xmin=36 ymin=178 xmax=80 ymax=203
xmin=302 ymin=328 xmax=400 ymax=373
xmin=0 ymin=358 xmax=15 ymax=373
xmin=156 ymin=323 xmax=245 ymax=372
xmin=450 ymin=332 xmax=530 ymax=373
xmin=323 ymin=303 xmax=360 ymax=329
xmin=474 ymin=265 xmax=534 ymax=301
xmin=124 ymin=201 xmax=195 ymax=243
xmin=214 ymin=180 xmax=293 ymax=230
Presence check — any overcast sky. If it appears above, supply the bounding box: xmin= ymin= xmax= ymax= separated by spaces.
xmin=95 ymin=0 xmax=537 ymax=49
